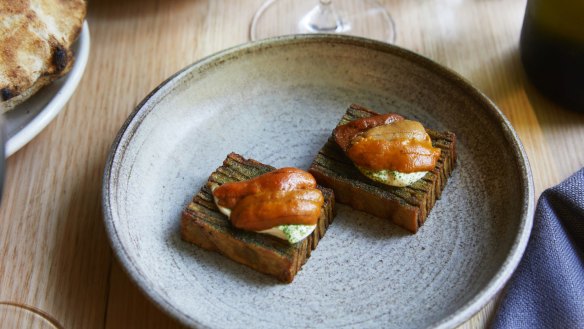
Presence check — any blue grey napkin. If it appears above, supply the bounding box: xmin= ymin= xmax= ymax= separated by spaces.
xmin=492 ymin=168 xmax=584 ymax=328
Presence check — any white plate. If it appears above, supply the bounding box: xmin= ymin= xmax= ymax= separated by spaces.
xmin=103 ymin=35 xmax=533 ymax=329
xmin=4 ymin=21 xmax=90 ymax=157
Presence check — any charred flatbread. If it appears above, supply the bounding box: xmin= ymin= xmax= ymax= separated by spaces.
xmin=0 ymin=0 xmax=86 ymax=113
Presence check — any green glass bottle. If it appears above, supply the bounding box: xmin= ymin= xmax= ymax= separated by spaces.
xmin=520 ymin=0 xmax=584 ymax=112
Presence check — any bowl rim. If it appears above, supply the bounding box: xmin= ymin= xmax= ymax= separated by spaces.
xmin=102 ymin=33 xmax=534 ymax=329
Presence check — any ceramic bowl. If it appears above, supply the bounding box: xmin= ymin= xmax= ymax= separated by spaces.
xmin=103 ymin=34 xmax=534 ymax=329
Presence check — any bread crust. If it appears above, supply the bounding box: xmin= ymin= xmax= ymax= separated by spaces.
xmin=0 ymin=0 xmax=86 ymax=113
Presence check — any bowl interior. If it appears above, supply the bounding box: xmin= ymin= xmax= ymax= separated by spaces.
xmin=105 ymin=36 xmax=532 ymax=329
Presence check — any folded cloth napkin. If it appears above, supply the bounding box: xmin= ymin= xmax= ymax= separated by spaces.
xmin=492 ymin=168 xmax=584 ymax=329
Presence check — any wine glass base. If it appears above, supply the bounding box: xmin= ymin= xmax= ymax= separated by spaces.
xmin=250 ymin=0 xmax=396 ymax=43
xmin=0 ymin=302 xmax=63 ymax=329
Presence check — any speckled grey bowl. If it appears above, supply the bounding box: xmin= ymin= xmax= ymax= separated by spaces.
xmin=103 ymin=34 xmax=534 ymax=329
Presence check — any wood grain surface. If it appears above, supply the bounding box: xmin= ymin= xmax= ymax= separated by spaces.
xmin=1 ymin=0 xmax=583 ymax=328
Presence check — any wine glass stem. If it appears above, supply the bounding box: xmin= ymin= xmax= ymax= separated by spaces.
xmin=305 ymin=0 xmax=342 ymax=32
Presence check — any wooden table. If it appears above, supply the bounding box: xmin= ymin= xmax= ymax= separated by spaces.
xmin=1 ymin=0 xmax=583 ymax=327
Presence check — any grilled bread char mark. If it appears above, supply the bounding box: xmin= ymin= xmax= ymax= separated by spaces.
xmin=181 ymin=153 xmax=335 ymax=283
xmin=309 ymin=104 xmax=457 ymax=233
